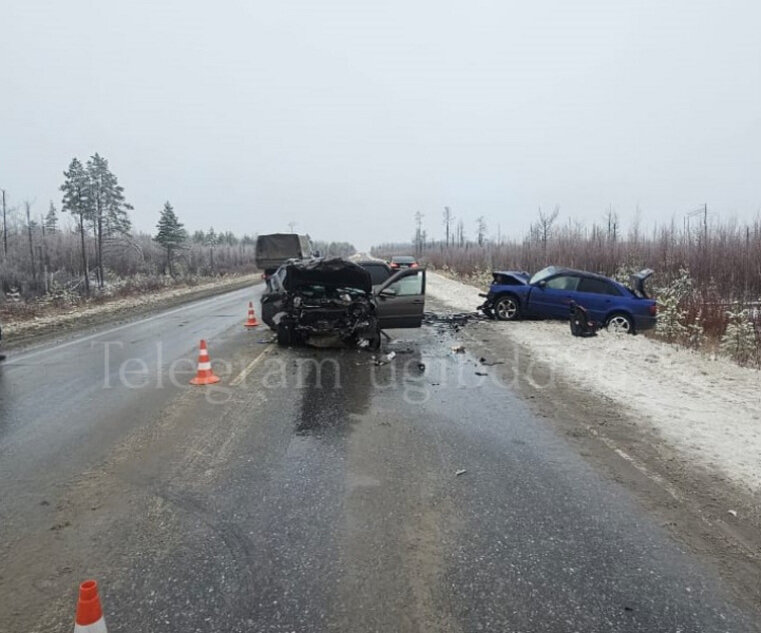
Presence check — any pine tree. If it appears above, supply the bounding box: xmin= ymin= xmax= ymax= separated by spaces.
xmin=87 ymin=153 xmax=132 ymax=288
xmin=720 ymin=307 xmax=756 ymax=365
xmin=60 ymin=157 xmax=92 ymax=295
xmin=655 ymin=268 xmax=693 ymax=343
xmin=205 ymin=227 xmax=219 ymax=271
xmin=44 ymin=201 xmax=58 ymax=233
xmin=154 ymin=201 xmax=187 ymax=276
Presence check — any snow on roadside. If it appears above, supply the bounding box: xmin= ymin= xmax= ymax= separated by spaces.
xmin=427 ymin=272 xmax=761 ymax=494
xmin=3 ymin=274 xmax=260 ymax=338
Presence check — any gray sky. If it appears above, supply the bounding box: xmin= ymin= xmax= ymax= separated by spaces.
xmin=2 ymin=0 xmax=760 ymax=250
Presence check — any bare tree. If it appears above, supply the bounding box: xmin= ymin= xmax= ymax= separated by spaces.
xmin=456 ymin=218 xmax=465 ymax=246
xmin=535 ymin=205 xmax=560 ymax=253
xmin=604 ymin=204 xmax=619 ymax=242
xmin=25 ymin=201 xmax=37 ymax=282
xmin=476 ymin=216 xmax=487 ymax=246
xmin=443 ymin=206 xmax=454 ymax=245
xmin=413 ymin=211 xmax=424 ymax=255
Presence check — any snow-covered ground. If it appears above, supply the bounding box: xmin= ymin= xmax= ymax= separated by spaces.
xmin=427 ymin=272 xmax=761 ymax=494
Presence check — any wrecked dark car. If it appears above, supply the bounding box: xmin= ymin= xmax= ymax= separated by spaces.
xmin=261 ymin=258 xmax=426 ymax=348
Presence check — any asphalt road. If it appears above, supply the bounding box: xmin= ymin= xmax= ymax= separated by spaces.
xmin=0 ymin=285 xmax=758 ymax=632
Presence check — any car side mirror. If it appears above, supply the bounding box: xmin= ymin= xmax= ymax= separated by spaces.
xmin=379 ymin=287 xmax=396 ymax=297
xmin=537 ymin=280 xmax=547 ymax=289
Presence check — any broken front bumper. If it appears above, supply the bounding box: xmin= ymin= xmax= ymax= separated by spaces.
xmin=477 ymin=293 xmax=496 ymax=317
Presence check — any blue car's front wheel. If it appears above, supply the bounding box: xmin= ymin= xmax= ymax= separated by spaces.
xmin=494 ymin=295 xmax=521 ymax=321
xmin=606 ymin=312 xmax=635 ymax=334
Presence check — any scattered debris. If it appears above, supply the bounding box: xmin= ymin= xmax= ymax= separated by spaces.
xmin=451 ymin=345 xmax=466 ymax=354
xmin=455 ymin=469 xmax=467 ymax=476
xmin=475 ymin=371 xmax=488 ymax=376
xmin=417 ymin=363 xmax=426 ymax=372
xmin=373 ymin=351 xmax=397 ymax=365
xmin=727 ymin=509 xmax=738 ymax=518
xmin=424 ymin=311 xmax=485 ymax=332
xmin=479 ymin=357 xmax=504 ymax=366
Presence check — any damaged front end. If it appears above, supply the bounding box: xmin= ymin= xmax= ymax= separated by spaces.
xmin=274 ymin=258 xmax=381 ymax=349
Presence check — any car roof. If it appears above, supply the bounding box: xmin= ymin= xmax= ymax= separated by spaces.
xmin=545 ymin=266 xmax=626 ymax=286
xmin=356 ymin=260 xmax=391 ymax=267
xmin=391 ymin=255 xmax=416 ymax=262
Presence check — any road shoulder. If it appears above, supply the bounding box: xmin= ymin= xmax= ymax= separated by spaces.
xmin=2 ymin=275 xmax=262 ymax=351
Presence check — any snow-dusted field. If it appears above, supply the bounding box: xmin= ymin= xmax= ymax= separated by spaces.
xmin=427 ymin=272 xmax=761 ymax=494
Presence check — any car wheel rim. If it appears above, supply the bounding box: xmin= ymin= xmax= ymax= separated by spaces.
xmin=497 ymin=299 xmax=517 ymax=319
xmin=609 ymin=316 xmax=630 ymax=333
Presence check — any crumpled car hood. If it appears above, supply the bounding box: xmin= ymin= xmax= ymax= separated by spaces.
xmin=282 ymin=258 xmax=373 ymax=294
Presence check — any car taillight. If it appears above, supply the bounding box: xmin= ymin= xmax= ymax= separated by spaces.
xmin=649 ymin=304 xmax=658 ymax=316
xmin=410 ymin=262 xmax=418 ymax=268
xmin=391 ymin=263 xmax=399 ymax=269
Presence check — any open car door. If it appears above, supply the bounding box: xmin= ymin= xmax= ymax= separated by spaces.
xmin=375 ymin=268 xmax=426 ymax=329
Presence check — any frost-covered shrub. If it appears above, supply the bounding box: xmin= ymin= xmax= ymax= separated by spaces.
xmin=720 ymin=306 xmax=756 ymax=365
xmin=655 ymin=268 xmax=694 ymax=343
xmin=612 ymin=265 xmax=637 ymax=286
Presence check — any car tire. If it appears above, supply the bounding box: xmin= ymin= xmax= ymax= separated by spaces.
xmin=494 ymin=295 xmax=521 ymax=321
xmin=277 ymin=321 xmax=294 ymax=346
xmin=606 ymin=312 xmax=635 ymax=335
xmin=368 ymin=329 xmax=382 ymax=351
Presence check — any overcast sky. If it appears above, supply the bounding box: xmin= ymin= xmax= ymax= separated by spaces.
xmin=2 ymin=0 xmax=759 ymax=250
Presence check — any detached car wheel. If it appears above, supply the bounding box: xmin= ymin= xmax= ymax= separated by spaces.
xmin=494 ymin=295 xmax=520 ymax=321
xmin=606 ymin=313 xmax=634 ymax=334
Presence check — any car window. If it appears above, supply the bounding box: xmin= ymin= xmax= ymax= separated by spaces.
xmin=578 ymin=277 xmax=621 ymax=295
xmin=387 ymin=271 xmax=423 ymax=296
xmin=545 ymin=275 xmax=580 ymax=291
xmin=363 ymin=264 xmax=392 ymax=285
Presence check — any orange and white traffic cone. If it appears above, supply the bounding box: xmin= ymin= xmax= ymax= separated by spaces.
xmin=74 ymin=579 xmax=107 ymax=633
xmin=189 ymin=339 xmax=220 ymax=385
xmin=244 ymin=301 xmax=260 ymax=328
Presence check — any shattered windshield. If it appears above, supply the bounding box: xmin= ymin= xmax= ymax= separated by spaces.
xmin=529 ymin=266 xmax=559 ymax=285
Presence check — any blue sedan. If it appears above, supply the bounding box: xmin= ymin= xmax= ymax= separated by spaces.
xmin=478 ymin=266 xmax=657 ymax=334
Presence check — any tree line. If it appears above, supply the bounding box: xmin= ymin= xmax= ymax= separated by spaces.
xmin=374 ymin=205 xmax=761 ymax=364
xmin=1 ymin=154 xmax=259 ymax=298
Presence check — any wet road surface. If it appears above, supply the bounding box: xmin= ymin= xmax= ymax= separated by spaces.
xmin=0 ymin=286 xmax=758 ymax=632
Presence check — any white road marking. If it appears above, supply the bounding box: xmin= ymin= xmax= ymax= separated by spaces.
xmin=591 ymin=429 xmax=683 ymax=502
xmin=230 ymin=345 xmax=275 ymax=386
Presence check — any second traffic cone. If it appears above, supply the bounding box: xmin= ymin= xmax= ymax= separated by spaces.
xmin=244 ymin=301 xmax=260 ymax=328
xmin=189 ymin=339 xmax=220 ymax=385
xmin=74 ymin=579 xmax=107 ymax=633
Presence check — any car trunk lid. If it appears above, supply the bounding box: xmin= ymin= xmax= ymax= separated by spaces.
xmin=629 ymin=269 xmax=654 ymax=298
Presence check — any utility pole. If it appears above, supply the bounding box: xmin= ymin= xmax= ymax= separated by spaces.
xmin=288 ymin=221 xmax=296 ymax=233
xmin=1 ymin=189 xmax=6 ymax=257
xmin=703 ymin=203 xmax=708 ymax=245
